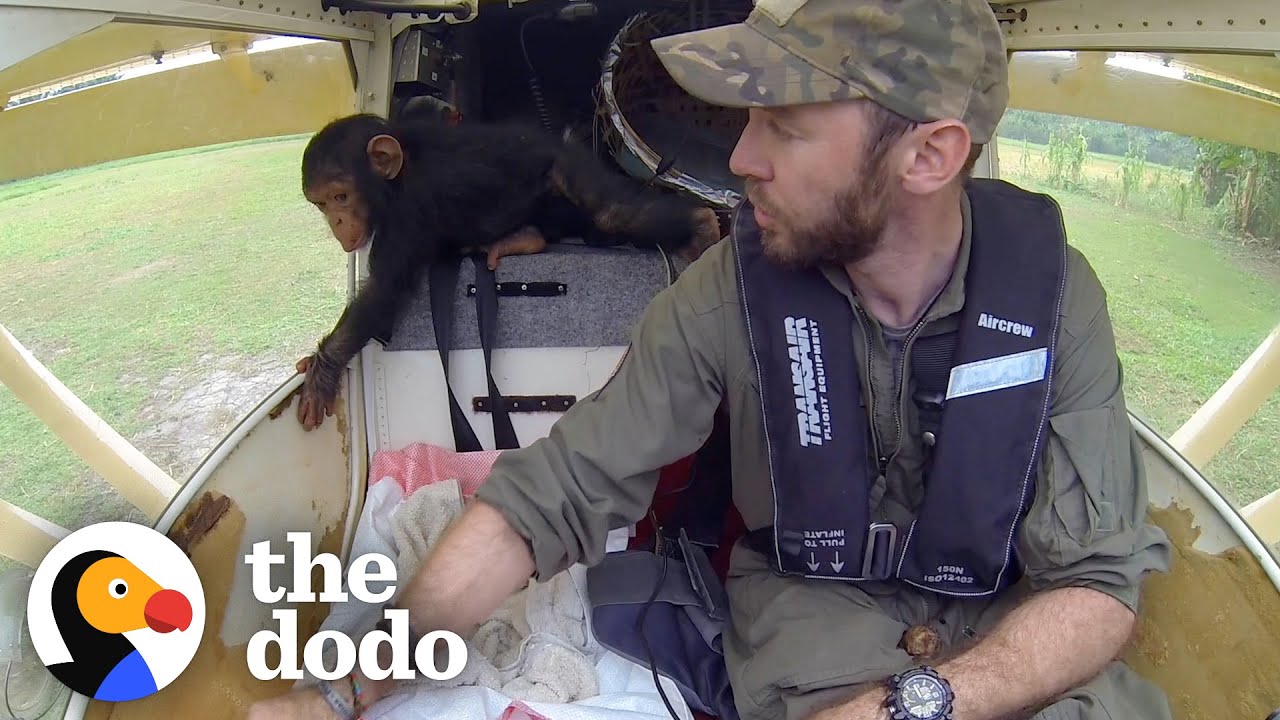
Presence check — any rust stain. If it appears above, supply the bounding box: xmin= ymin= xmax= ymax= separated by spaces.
xmin=1124 ymin=503 xmax=1280 ymax=720
xmin=167 ymin=491 xmax=232 ymax=556
xmin=267 ymin=387 xmax=299 ymax=420
xmin=85 ymin=495 xmax=352 ymax=720
xmin=334 ymin=394 xmax=350 ymax=459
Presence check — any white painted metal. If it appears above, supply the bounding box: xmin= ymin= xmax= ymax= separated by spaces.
xmin=1007 ymin=50 xmax=1280 ymax=155
xmin=151 ymin=374 xmax=362 ymax=563
xmin=388 ymin=0 xmax=478 ymax=34
xmin=0 ymin=0 xmax=378 ymax=43
xmin=999 ymin=0 xmax=1278 ymax=54
xmin=0 ymin=7 xmax=112 ymax=75
xmin=371 ymin=346 xmax=628 ymax=454
xmin=59 ymin=371 xmax=362 ymax=720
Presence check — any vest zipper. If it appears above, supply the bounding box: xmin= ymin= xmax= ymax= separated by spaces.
xmin=892 ymin=318 xmax=929 ymax=461
xmin=855 ymin=307 xmax=888 ymax=475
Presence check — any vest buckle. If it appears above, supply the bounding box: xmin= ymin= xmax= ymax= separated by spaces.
xmin=861 ymin=523 xmax=898 ymax=580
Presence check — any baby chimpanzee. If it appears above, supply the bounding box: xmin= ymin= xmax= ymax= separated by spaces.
xmin=293 ymin=112 xmax=721 ymax=430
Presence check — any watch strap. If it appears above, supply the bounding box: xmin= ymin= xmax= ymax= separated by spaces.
xmin=317 ymin=677 xmax=357 ymax=720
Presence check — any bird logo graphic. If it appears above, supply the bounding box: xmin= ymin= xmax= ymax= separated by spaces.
xmin=26 ymin=521 xmax=205 ymax=702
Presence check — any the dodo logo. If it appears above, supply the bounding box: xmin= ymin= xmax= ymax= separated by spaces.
xmin=26 ymin=521 xmax=205 ymax=702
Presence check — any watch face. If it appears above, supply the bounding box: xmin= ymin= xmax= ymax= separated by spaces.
xmin=900 ymin=674 xmax=948 ymax=719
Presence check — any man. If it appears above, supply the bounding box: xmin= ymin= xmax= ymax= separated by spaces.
xmin=249 ymin=0 xmax=1174 ymax=718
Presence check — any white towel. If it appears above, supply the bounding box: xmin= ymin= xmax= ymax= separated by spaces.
xmin=390 ymin=478 xmax=465 ymax=587
xmin=297 ymin=478 xmax=693 ymax=720
xmin=381 ymin=482 xmax=601 ymax=704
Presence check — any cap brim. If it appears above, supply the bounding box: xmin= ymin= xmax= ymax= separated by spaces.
xmin=650 ymin=22 xmax=860 ymax=109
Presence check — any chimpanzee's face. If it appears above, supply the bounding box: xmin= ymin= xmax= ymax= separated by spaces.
xmin=305 ymin=177 xmax=370 ymax=252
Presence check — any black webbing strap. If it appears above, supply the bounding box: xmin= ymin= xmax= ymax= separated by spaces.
xmin=908 ymin=331 xmax=957 ymax=441
xmin=426 ymin=256 xmax=520 ymax=452
xmin=428 ymin=259 xmax=483 ymax=452
xmin=470 ymin=256 xmax=519 ymax=450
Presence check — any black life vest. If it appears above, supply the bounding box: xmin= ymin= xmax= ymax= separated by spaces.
xmin=733 ymin=178 xmax=1068 ymax=597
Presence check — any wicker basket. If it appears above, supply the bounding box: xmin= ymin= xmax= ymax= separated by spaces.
xmin=594 ymin=5 xmax=752 ymax=211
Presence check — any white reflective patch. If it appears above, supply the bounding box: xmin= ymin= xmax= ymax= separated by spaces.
xmin=946 ymin=347 xmax=1048 ymax=400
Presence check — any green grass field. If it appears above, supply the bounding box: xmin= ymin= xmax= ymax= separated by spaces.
xmin=0 ymin=134 xmax=1277 ymax=532
xmin=999 ymin=139 xmax=1280 ymax=506
xmin=0 ymin=135 xmax=347 ymax=528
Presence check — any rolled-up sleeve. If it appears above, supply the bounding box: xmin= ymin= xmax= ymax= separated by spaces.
xmin=473 ymin=243 xmax=732 ymax=581
xmin=1017 ymin=248 xmax=1172 ymax=613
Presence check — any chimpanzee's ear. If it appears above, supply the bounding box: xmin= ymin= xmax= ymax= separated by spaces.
xmin=367 ymin=134 xmax=404 ymax=179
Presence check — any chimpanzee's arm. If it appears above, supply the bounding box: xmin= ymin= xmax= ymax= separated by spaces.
xmin=297 ymin=264 xmax=411 ymax=429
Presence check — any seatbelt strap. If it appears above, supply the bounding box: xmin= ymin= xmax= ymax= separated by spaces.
xmin=428 ymin=258 xmax=484 ymax=453
xmin=471 ymin=256 xmax=520 ymax=450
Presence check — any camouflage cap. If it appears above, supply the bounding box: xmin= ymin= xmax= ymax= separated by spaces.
xmin=649 ymin=0 xmax=1009 ymax=143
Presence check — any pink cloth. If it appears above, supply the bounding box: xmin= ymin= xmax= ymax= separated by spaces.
xmin=369 ymin=442 xmax=502 ymax=499
xmin=500 ymin=701 xmax=552 ymax=720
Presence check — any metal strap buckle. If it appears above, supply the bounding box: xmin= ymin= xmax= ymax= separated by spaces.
xmin=861 ymin=523 xmax=898 ymax=580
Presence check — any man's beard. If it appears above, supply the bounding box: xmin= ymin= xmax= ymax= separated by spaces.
xmin=750 ymin=153 xmax=892 ymax=269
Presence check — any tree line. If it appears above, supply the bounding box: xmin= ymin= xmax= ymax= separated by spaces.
xmin=997 ymin=109 xmax=1279 ymax=244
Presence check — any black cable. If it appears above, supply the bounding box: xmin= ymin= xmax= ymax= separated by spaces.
xmin=636 ymin=528 xmax=683 ymax=720
xmin=519 ymin=13 xmax=555 ymax=134
xmin=521 ymin=2 xmax=599 ymax=136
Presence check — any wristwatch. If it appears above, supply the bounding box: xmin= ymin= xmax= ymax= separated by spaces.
xmin=883 ymin=666 xmax=954 ymax=720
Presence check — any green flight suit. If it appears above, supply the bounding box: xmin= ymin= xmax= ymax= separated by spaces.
xmin=474 ymin=191 xmax=1174 ymax=720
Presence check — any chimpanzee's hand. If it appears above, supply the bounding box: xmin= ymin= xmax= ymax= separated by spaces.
xmin=295 ymin=352 xmax=337 ymax=430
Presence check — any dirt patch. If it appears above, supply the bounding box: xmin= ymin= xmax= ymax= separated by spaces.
xmin=108 ymin=258 xmax=175 ymax=286
xmin=129 ymin=351 xmax=289 ymax=482
xmin=30 ymin=352 xmax=295 ymax=531
xmin=1124 ymin=503 xmax=1280 ymax=720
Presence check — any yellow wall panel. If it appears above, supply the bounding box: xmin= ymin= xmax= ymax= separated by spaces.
xmin=0 ymin=41 xmax=356 ymax=183
xmin=1009 ymin=51 xmax=1280 ymax=155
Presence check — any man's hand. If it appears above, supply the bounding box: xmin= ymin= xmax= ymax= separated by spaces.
xmin=245 ymin=686 xmax=339 ymax=720
xmin=934 ymin=586 xmax=1133 ymax=720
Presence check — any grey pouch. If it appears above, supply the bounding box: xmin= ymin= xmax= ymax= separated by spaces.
xmin=585 ymin=529 xmax=738 ymax=720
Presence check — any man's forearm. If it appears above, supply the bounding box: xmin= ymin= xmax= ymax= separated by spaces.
xmin=399 ymin=499 xmax=535 ymax=635
xmin=936 ymin=586 xmax=1135 ymax=720
xmin=357 ymin=499 xmax=534 ymax=702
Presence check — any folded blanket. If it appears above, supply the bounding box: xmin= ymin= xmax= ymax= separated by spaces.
xmin=378 ymin=480 xmax=600 ymax=704
xmin=297 ymin=477 xmax=692 ymax=720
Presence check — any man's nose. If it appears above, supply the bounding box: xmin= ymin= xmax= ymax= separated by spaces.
xmin=729 ymin=121 xmax=770 ymax=181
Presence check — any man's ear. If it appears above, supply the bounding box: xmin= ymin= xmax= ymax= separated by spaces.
xmin=900 ymin=120 xmax=971 ymax=194
xmin=367 ymin=134 xmax=404 ymax=179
